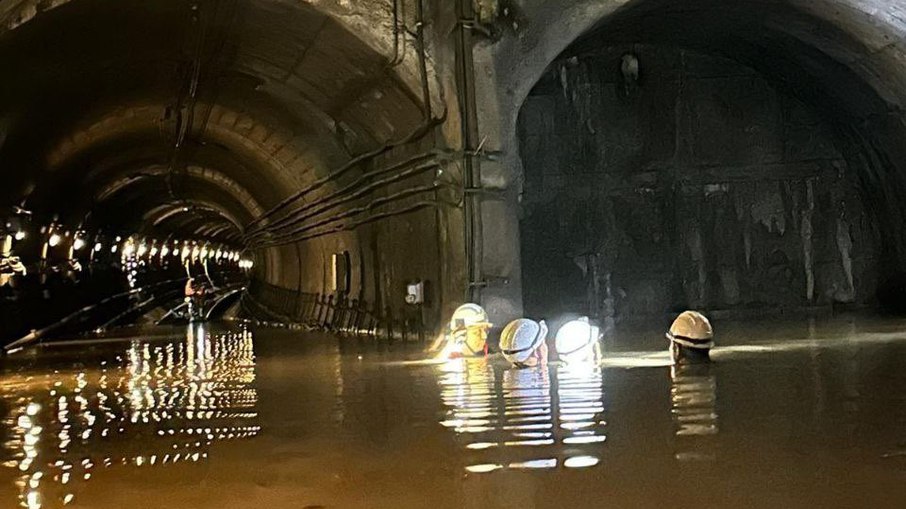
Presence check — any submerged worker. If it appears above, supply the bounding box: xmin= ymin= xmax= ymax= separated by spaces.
xmin=666 ymin=310 xmax=713 ymax=364
xmin=444 ymin=303 xmax=492 ymax=358
xmin=184 ymin=277 xmax=206 ymax=321
xmin=0 ymin=234 xmax=26 ymax=288
xmin=555 ymin=316 xmax=602 ymax=364
xmin=500 ymin=318 xmax=549 ymax=368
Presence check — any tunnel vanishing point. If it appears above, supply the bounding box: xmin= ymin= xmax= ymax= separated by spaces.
xmin=3 ymin=0 xmax=906 ymax=343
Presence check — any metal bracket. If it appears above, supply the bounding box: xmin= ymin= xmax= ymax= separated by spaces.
xmin=469 ymin=275 xmax=510 ymax=288
xmin=458 ymin=18 xmax=493 ymax=38
xmin=463 ymin=186 xmax=505 ymax=197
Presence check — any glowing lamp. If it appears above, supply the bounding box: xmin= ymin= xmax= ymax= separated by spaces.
xmin=555 ymin=317 xmax=600 ymax=362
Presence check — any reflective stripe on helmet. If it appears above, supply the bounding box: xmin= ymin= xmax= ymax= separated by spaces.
xmin=666 ymin=332 xmax=714 ymax=350
xmin=501 ymin=326 xmax=545 ymax=356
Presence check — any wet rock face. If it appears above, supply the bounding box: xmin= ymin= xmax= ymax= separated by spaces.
xmin=518 ymin=44 xmax=879 ymax=319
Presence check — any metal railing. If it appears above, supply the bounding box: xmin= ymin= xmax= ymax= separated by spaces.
xmin=5 ymin=276 xmax=190 ymax=352
xmin=246 ymin=280 xmax=426 ymax=343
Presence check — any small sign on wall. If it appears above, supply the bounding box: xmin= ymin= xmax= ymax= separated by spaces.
xmin=405 ymin=280 xmax=425 ymax=305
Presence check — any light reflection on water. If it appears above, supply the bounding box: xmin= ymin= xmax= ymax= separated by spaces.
xmin=670 ymin=364 xmax=718 ymax=462
xmin=1 ymin=325 xmax=259 ymax=509
xmin=438 ymin=359 xmax=609 ymax=473
xmin=3 ymin=318 xmax=906 ymax=507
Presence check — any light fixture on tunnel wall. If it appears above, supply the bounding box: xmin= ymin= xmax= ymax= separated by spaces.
xmin=122 ymin=238 xmax=135 ymax=258
xmin=93 ymin=242 xmax=103 ymax=253
xmin=73 ymin=233 xmax=86 ymax=251
xmin=330 ymin=252 xmax=350 ymax=294
xmin=47 ymin=232 xmax=61 ymax=247
xmin=5 ymin=209 xmax=30 ymax=244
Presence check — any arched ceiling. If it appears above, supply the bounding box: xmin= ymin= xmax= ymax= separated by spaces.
xmin=565 ymin=0 xmax=902 ymax=120
xmin=527 ymin=0 xmax=906 ymax=267
xmin=491 ymin=0 xmax=906 ymax=136
xmin=0 ymin=0 xmax=429 ymax=244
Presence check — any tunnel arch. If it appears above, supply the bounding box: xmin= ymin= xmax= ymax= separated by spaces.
xmin=496 ymin=0 xmax=906 ymax=122
xmin=0 ymin=0 xmax=442 ymax=309
xmin=512 ymin=0 xmax=906 ymax=320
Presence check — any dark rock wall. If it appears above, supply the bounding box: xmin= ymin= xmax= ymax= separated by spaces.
xmin=518 ymin=45 xmax=879 ymax=319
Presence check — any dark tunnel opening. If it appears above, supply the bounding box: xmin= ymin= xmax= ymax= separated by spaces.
xmin=517 ymin=0 xmax=906 ymax=322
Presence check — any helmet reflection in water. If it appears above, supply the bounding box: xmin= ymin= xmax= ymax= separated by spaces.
xmin=670 ymin=363 xmax=718 ymax=462
xmin=500 ymin=319 xmax=549 ymax=368
xmin=555 ymin=317 xmax=602 ymax=364
xmin=437 ymin=350 xmax=607 ymax=474
xmin=666 ymin=311 xmax=714 ymax=364
xmin=447 ymin=303 xmax=492 ymax=358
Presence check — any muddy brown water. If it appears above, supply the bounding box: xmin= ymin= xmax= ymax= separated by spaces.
xmin=2 ymin=316 xmax=906 ymax=508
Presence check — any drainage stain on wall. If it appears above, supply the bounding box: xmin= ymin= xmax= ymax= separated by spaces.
xmin=518 ymin=45 xmax=878 ymax=319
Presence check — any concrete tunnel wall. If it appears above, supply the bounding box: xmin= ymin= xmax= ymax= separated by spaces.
xmin=518 ymin=44 xmax=879 ymax=319
xmin=0 ymin=0 xmax=466 ymax=336
xmin=4 ymin=0 xmax=906 ymax=338
xmin=468 ymin=0 xmax=906 ymax=325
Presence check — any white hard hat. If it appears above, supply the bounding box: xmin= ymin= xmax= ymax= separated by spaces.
xmin=666 ymin=311 xmax=714 ymax=349
xmin=500 ymin=319 xmax=548 ymax=364
xmin=450 ymin=303 xmax=490 ymax=330
xmin=555 ymin=317 xmax=599 ymax=359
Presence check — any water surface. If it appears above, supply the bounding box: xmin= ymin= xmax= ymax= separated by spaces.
xmin=3 ymin=317 xmax=906 ymax=508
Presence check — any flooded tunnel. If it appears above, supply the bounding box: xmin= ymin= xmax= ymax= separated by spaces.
xmin=3 ymin=0 xmax=906 ymax=507
xmin=0 ymin=0 xmax=444 ymax=341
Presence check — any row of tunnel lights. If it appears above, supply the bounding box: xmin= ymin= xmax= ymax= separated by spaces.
xmin=5 ymin=223 xmax=254 ymax=269
xmin=117 ymin=237 xmax=253 ymax=269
